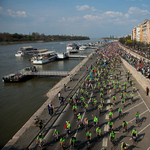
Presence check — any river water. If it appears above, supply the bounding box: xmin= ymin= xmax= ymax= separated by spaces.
xmin=0 ymin=39 xmax=101 ymax=148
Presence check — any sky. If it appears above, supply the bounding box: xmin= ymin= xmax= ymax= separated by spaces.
xmin=0 ymin=0 xmax=150 ymax=38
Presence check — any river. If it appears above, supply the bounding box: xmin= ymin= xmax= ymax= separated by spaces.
xmin=0 ymin=39 xmax=102 ymax=148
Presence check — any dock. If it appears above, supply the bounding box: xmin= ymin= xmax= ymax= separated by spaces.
xmin=2 ymin=67 xmax=69 ymax=83
xmin=68 ymin=54 xmax=87 ymax=58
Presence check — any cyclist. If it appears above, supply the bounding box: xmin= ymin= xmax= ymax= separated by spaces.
xmin=36 ymin=133 xmax=44 ymax=147
xmin=118 ymin=107 xmax=123 ymax=117
xmin=135 ymin=112 xmax=140 ymax=123
xmin=98 ymin=103 xmax=103 ymax=114
xmin=132 ymin=84 xmax=135 ymax=92
xmin=80 ymin=96 xmax=85 ymax=106
xmin=101 ymin=98 xmax=104 ymax=106
xmin=69 ymin=97 xmax=73 ymax=105
xmin=129 ymin=79 xmax=132 ymax=86
xmin=109 ymin=110 xmax=113 ymax=121
xmin=72 ymin=104 xmax=77 ymax=115
xmin=109 ymin=130 xmax=119 ymax=145
xmin=70 ymin=136 xmax=76 ymax=148
xmin=83 ymin=117 xmax=89 ymax=128
xmin=121 ymin=142 xmax=130 ymax=150
xmin=112 ymin=96 xmax=116 ymax=105
xmin=121 ymin=98 xmax=125 ymax=107
xmin=77 ymin=113 xmax=82 ymax=126
xmin=131 ymin=129 xmax=137 ymax=144
xmin=85 ymin=91 xmax=89 ymax=97
xmin=53 ymin=129 xmax=59 ymax=140
xmin=100 ymin=92 xmax=103 ymax=98
xmin=121 ymin=92 xmax=123 ymax=99
xmin=65 ymin=121 xmax=71 ymax=138
xmin=122 ymin=121 xmax=132 ymax=132
xmin=86 ymin=131 xmax=92 ymax=143
xmin=80 ymin=88 xmax=84 ymax=95
xmin=109 ymin=103 xmax=113 ymax=111
xmin=84 ymin=102 xmax=88 ymax=111
xmin=92 ymin=115 xmax=98 ymax=127
xmin=96 ymin=126 xmax=101 ymax=136
xmin=94 ymin=98 xmax=97 ymax=108
xmin=108 ymin=120 xmax=114 ymax=131
xmin=90 ymin=97 xmax=94 ymax=105
xmin=60 ymin=136 xmax=65 ymax=148
xmin=130 ymin=93 xmax=134 ymax=102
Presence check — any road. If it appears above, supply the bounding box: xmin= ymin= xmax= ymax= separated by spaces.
xmin=32 ymin=48 xmax=150 ymax=150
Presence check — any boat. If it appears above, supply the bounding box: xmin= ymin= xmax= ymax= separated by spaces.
xmin=30 ymin=49 xmax=48 ymax=62
xmin=79 ymin=46 xmax=87 ymax=51
xmin=32 ymin=51 xmax=57 ymax=64
xmin=15 ymin=46 xmax=37 ymax=57
xmin=66 ymin=43 xmax=78 ymax=53
xmin=57 ymin=52 xmax=69 ymax=59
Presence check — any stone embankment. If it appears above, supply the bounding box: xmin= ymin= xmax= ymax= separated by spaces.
xmin=119 ymin=43 xmax=150 ymax=96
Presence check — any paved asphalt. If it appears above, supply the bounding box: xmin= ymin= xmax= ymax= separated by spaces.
xmin=31 ymin=50 xmax=150 ymax=150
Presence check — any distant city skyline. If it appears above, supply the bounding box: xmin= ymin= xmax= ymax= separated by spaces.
xmin=0 ymin=0 xmax=150 ymax=38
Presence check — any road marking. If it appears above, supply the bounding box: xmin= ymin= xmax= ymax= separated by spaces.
xmin=74 ymin=92 xmax=93 ymax=138
xmin=129 ymin=123 xmax=150 ymax=140
xmin=106 ymin=106 xmax=109 ymax=110
xmin=104 ymin=124 xmax=108 ymax=131
xmin=134 ymin=94 xmax=140 ymax=99
xmin=128 ymin=109 xmax=148 ymax=122
xmin=137 ymin=91 xmax=150 ymax=113
xmin=102 ymin=138 xmax=108 ymax=147
xmin=105 ymin=114 xmax=109 ymax=119
xmin=107 ymin=99 xmax=110 ymax=103
xmin=123 ymin=102 xmax=143 ymax=113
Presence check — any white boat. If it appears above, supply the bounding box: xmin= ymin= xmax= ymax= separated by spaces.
xmin=15 ymin=46 xmax=37 ymax=57
xmin=15 ymin=51 xmax=25 ymax=57
xmin=32 ymin=51 xmax=57 ymax=64
xmin=57 ymin=52 xmax=69 ymax=59
xmin=79 ymin=46 xmax=87 ymax=51
xmin=66 ymin=43 xmax=78 ymax=53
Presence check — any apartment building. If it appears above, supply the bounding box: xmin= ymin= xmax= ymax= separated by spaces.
xmin=131 ymin=19 xmax=150 ymax=44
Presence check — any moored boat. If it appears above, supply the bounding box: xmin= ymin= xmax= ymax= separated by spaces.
xmin=57 ymin=52 xmax=69 ymax=59
xmin=32 ymin=51 xmax=57 ymax=64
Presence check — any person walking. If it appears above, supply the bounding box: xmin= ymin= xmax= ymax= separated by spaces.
xmin=58 ymin=91 xmax=61 ymax=100
xmin=64 ymin=84 xmax=66 ymax=92
xmin=146 ymin=86 xmax=149 ymax=96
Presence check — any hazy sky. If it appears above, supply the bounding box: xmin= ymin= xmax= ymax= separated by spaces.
xmin=0 ymin=0 xmax=150 ymax=38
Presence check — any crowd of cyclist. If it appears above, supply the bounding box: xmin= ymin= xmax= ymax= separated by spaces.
xmin=37 ymin=42 xmax=140 ymax=149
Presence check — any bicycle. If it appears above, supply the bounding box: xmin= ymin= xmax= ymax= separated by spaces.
xmin=37 ymin=139 xmax=46 ymax=150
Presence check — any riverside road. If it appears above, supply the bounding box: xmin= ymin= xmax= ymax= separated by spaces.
xmin=5 ymin=42 xmax=150 ymax=150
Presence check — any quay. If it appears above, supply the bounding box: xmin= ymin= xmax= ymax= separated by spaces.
xmin=68 ymin=54 xmax=87 ymax=58
xmin=2 ymin=42 xmax=150 ymax=150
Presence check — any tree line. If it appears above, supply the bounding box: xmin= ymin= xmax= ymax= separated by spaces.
xmin=0 ymin=32 xmax=90 ymax=42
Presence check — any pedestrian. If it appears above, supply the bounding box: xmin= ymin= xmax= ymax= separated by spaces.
xmin=58 ymin=91 xmax=61 ymax=100
xmin=60 ymin=97 xmax=64 ymax=105
xmin=146 ymin=86 xmax=149 ymax=96
xmin=38 ymin=120 xmax=43 ymax=130
xmin=64 ymin=84 xmax=66 ymax=92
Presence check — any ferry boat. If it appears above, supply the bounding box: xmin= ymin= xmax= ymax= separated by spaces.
xmin=66 ymin=43 xmax=78 ymax=53
xmin=57 ymin=52 xmax=69 ymax=59
xmin=15 ymin=46 xmax=37 ymax=57
xmin=32 ymin=51 xmax=57 ymax=64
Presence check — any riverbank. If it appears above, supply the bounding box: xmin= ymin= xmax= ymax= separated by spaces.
xmin=2 ymin=47 xmax=98 ymax=150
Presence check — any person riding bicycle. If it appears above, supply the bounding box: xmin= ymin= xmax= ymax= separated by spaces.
xmin=109 ymin=103 xmax=113 ymax=111
xmin=101 ymin=98 xmax=104 ymax=106
xmin=135 ymin=112 xmax=140 ymax=123
xmin=98 ymin=103 xmax=103 ymax=113
xmin=70 ymin=136 xmax=76 ymax=148
xmin=53 ymin=129 xmax=59 ymax=140
xmin=94 ymin=98 xmax=97 ymax=107
xmin=84 ymin=101 xmax=88 ymax=111
xmin=130 ymin=93 xmax=134 ymax=101
xmin=96 ymin=126 xmax=101 ymax=136
xmin=72 ymin=104 xmax=77 ymax=115
xmin=121 ymin=142 xmax=130 ymax=150
xmin=65 ymin=121 xmax=71 ymax=138
xmin=121 ymin=98 xmax=125 ymax=107
xmin=122 ymin=121 xmax=132 ymax=132
xmin=109 ymin=110 xmax=113 ymax=121
xmin=121 ymin=92 xmax=123 ymax=99
xmin=108 ymin=120 xmax=114 ymax=131
xmin=109 ymin=130 xmax=119 ymax=144
xmin=92 ymin=115 xmax=98 ymax=126
xmin=36 ymin=133 xmax=44 ymax=147
xmin=118 ymin=107 xmax=123 ymax=116
xmin=83 ymin=117 xmax=88 ymax=127
xmin=77 ymin=113 xmax=81 ymax=125
xmin=131 ymin=128 xmax=137 ymax=143
xmin=60 ymin=136 xmax=65 ymax=148
xmin=86 ymin=131 xmax=92 ymax=142
xmin=69 ymin=97 xmax=73 ymax=105
xmin=112 ymin=96 xmax=116 ymax=105
xmin=80 ymin=96 xmax=85 ymax=102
